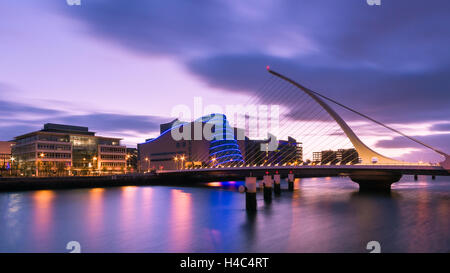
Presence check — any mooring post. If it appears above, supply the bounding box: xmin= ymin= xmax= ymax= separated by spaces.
xmin=245 ymin=177 xmax=257 ymax=211
xmin=414 ymin=174 xmax=418 ymax=181
xmin=263 ymin=174 xmax=273 ymax=202
xmin=288 ymin=173 xmax=294 ymax=191
xmin=274 ymin=173 xmax=281 ymax=195
xmin=432 ymin=175 xmax=436 ymax=180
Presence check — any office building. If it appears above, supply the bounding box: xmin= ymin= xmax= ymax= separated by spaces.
xmin=313 ymin=148 xmax=359 ymax=165
xmin=0 ymin=141 xmax=15 ymax=174
xmin=337 ymin=148 xmax=359 ymax=164
xmin=245 ymin=136 xmax=303 ymax=166
xmin=126 ymin=148 xmax=138 ymax=172
xmin=12 ymin=123 xmax=127 ymax=176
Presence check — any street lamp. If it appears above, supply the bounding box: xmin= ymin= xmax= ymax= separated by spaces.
xmin=37 ymin=153 xmax=45 ymax=177
xmin=211 ymin=157 xmax=216 ymax=168
xmin=174 ymin=156 xmax=178 ymax=170
xmin=92 ymin=156 xmax=98 ymax=175
xmin=145 ymin=157 xmax=150 ymax=172
xmin=180 ymin=155 xmax=185 ymax=170
xmin=10 ymin=157 xmax=15 ymax=176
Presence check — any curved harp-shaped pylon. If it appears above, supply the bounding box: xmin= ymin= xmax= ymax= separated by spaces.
xmin=267 ymin=68 xmax=449 ymax=168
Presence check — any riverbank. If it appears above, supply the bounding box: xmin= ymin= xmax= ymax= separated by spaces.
xmin=0 ymin=171 xmax=251 ymax=192
xmin=0 ymin=174 xmax=169 ymax=192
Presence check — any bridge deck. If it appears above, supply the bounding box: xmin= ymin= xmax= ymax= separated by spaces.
xmin=157 ymin=165 xmax=449 ymax=177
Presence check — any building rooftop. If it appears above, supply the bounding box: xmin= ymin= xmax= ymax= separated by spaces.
xmin=42 ymin=123 xmax=95 ymax=136
xmin=13 ymin=123 xmax=122 ymax=141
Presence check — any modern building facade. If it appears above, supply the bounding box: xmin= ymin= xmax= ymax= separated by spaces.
xmin=12 ymin=123 xmax=127 ymax=176
xmin=126 ymin=148 xmax=138 ymax=172
xmin=0 ymin=141 xmax=15 ymax=174
xmin=138 ymin=114 xmax=304 ymax=171
xmin=138 ymin=114 xmax=245 ymax=171
xmin=245 ymin=136 xmax=303 ymax=166
xmin=313 ymin=148 xmax=359 ymax=165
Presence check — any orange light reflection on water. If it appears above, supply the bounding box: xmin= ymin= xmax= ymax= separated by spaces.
xmin=87 ymin=188 xmax=105 ymax=245
xmin=169 ymin=189 xmax=192 ymax=251
xmin=32 ymin=190 xmax=55 ymax=244
xmin=119 ymin=186 xmax=139 ymax=246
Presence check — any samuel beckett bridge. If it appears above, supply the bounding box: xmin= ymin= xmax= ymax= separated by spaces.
xmin=153 ymin=67 xmax=449 ymax=195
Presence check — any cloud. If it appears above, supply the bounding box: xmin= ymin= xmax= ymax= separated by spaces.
xmin=49 ymin=0 xmax=450 ymax=126
xmin=0 ymin=100 xmax=63 ymax=117
xmin=0 ymin=82 xmax=64 ymax=117
xmin=0 ymin=125 xmax=41 ymax=141
xmin=430 ymin=123 xmax=450 ymax=132
xmin=4 ymin=1 xmax=450 ymax=156
xmin=188 ymin=53 xmax=450 ymax=124
xmin=53 ymin=0 xmax=450 ymax=67
xmin=53 ymin=0 xmax=317 ymax=58
xmin=376 ymin=134 xmax=450 ymax=153
xmin=0 ymin=98 xmax=167 ymax=142
xmin=47 ymin=113 xmax=166 ymax=135
xmin=374 ymin=133 xmax=450 ymax=162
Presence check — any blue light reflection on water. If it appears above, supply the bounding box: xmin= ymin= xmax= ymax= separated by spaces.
xmin=0 ymin=176 xmax=449 ymax=252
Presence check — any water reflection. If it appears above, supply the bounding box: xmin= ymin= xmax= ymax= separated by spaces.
xmin=119 ymin=186 xmax=139 ymax=249
xmin=32 ymin=190 xmax=55 ymax=248
xmin=87 ymin=188 xmax=104 ymax=248
xmin=169 ymin=189 xmax=192 ymax=252
xmin=0 ymin=176 xmax=448 ymax=252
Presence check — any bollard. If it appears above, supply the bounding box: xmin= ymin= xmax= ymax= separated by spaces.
xmin=263 ymin=175 xmax=273 ymax=202
xmin=274 ymin=174 xmax=281 ymax=195
xmin=288 ymin=173 xmax=294 ymax=191
xmin=414 ymin=174 xmax=418 ymax=181
xmin=245 ymin=177 xmax=257 ymax=211
xmin=432 ymin=175 xmax=436 ymax=180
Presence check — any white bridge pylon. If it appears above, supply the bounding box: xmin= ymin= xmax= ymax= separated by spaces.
xmin=267 ymin=68 xmax=450 ymax=170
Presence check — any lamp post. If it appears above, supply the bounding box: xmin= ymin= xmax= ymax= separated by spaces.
xmin=10 ymin=156 xmax=15 ymax=176
xmin=174 ymin=156 xmax=178 ymax=170
xmin=93 ymin=156 xmax=98 ymax=175
xmin=126 ymin=154 xmax=130 ymax=173
xmin=180 ymin=155 xmax=185 ymax=170
xmin=211 ymin=157 xmax=216 ymax=168
xmin=145 ymin=157 xmax=150 ymax=172
xmin=83 ymin=157 xmax=87 ymax=175
xmin=36 ymin=153 xmax=45 ymax=177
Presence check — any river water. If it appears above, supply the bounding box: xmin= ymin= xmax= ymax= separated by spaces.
xmin=0 ymin=176 xmax=449 ymax=253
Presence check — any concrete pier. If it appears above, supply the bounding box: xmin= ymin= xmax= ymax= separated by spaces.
xmin=245 ymin=177 xmax=257 ymax=211
xmin=263 ymin=174 xmax=273 ymax=202
xmin=350 ymin=171 xmax=402 ymax=192
xmin=273 ymin=174 xmax=281 ymax=195
xmin=287 ymin=173 xmax=294 ymax=191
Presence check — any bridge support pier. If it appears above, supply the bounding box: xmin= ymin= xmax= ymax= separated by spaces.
xmin=263 ymin=175 xmax=273 ymax=202
xmin=245 ymin=177 xmax=257 ymax=211
xmin=288 ymin=173 xmax=294 ymax=191
xmin=273 ymin=174 xmax=281 ymax=195
xmin=350 ymin=171 xmax=402 ymax=192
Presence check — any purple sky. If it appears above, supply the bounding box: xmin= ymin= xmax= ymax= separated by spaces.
xmin=0 ymin=0 xmax=449 ymax=163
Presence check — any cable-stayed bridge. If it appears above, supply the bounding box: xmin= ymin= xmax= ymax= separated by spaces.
xmin=155 ymin=68 xmax=449 ymax=191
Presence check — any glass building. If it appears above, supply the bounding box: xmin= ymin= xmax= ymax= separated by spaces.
xmin=12 ymin=123 xmax=127 ymax=176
